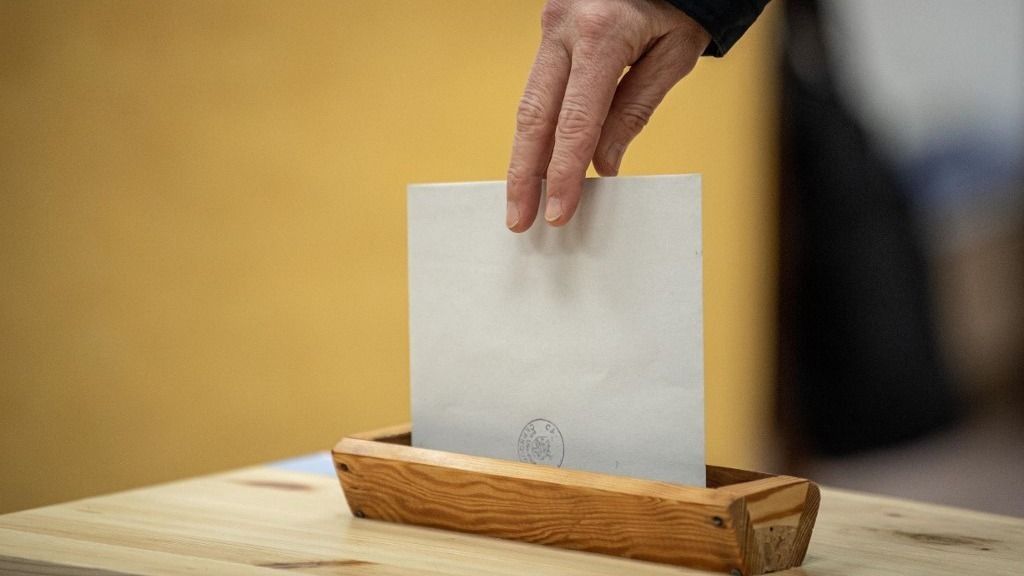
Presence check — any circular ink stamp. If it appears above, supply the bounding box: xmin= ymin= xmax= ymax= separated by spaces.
xmin=517 ymin=418 xmax=564 ymax=467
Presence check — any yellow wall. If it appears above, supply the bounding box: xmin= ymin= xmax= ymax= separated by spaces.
xmin=0 ymin=1 xmax=778 ymax=513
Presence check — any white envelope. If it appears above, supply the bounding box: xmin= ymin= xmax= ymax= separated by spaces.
xmin=408 ymin=175 xmax=704 ymax=487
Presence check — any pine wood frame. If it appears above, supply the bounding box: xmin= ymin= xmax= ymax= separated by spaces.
xmin=333 ymin=424 xmax=818 ymax=575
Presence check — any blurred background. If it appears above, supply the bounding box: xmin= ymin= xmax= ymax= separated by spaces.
xmin=0 ymin=0 xmax=1020 ymax=517
xmin=778 ymin=0 xmax=1024 ymax=516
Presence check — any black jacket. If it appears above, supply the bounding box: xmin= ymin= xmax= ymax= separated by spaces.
xmin=664 ymin=0 xmax=770 ymax=56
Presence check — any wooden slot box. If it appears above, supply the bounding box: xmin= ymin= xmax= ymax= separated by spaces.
xmin=332 ymin=424 xmax=819 ymax=576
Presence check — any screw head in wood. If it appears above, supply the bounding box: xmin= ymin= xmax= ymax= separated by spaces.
xmin=730 ymin=569 xmax=742 ymax=576
xmin=354 ymin=510 xmax=366 ymax=518
xmin=712 ymin=516 xmax=724 ymax=527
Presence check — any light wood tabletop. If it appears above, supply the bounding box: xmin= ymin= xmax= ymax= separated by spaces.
xmin=1 ymin=463 xmax=1021 ymax=575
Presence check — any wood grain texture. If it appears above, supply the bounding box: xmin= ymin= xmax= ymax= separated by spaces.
xmin=335 ymin=437 xmax=747 ymax=573
xmin=706 ymin=465 xmax=776 ymax=488
xmin=0 ymin=555 xmax=134 ymax=576
xmin=332 ymin=427 xmax=822 ymax=574
xmin=717 ymin=475 xmax=813 ymax=572
xmin=1 ymin=463 xmax=1022 ymax=575
xmin=348 ymin=423 xmax=413 ymax=445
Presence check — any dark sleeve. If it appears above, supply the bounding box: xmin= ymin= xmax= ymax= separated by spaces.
xmin=663 ymin=0 xmax=770 ymax=56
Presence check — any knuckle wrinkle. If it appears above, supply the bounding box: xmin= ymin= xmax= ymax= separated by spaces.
xmin=619 ymin=102 xmax=655 ymax=133
xmin=540 ymin=1 xmax=569 ymax=31
xmin=574 ymin=4 xmax=618 ymax=40
xmin=557 ymin=101 xmax=598 ymax=139
xmin=516 ymin=95 xmax=549 ymax=132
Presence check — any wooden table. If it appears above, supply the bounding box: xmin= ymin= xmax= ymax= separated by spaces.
xmin=1 ymin=462 xmax=1021 ymax=575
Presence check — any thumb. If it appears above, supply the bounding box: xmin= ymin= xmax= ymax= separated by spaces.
xmin=593 ymin=33 xmax=702 ymax=176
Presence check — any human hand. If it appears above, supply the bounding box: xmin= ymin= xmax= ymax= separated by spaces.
xmin=506 ymin=0 xmax=710 ymax=231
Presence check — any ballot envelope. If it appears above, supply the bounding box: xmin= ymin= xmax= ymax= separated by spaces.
xmin=407 ymin=175 xmax=704 ymax=487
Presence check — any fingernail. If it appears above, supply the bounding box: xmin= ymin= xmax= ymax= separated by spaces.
xmin=506 ymin=201 xmax=520 ymax=229
xmin=544 ymin=196 xmax=562 ymax=223
xmin=606 ymin=143 xmax=625 ymax=175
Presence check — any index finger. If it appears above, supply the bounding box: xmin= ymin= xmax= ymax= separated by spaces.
xmin=507 ymin=40 xmax=571 ymax=233
xmin=543 ymin=43 xmax=626 ymax=226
